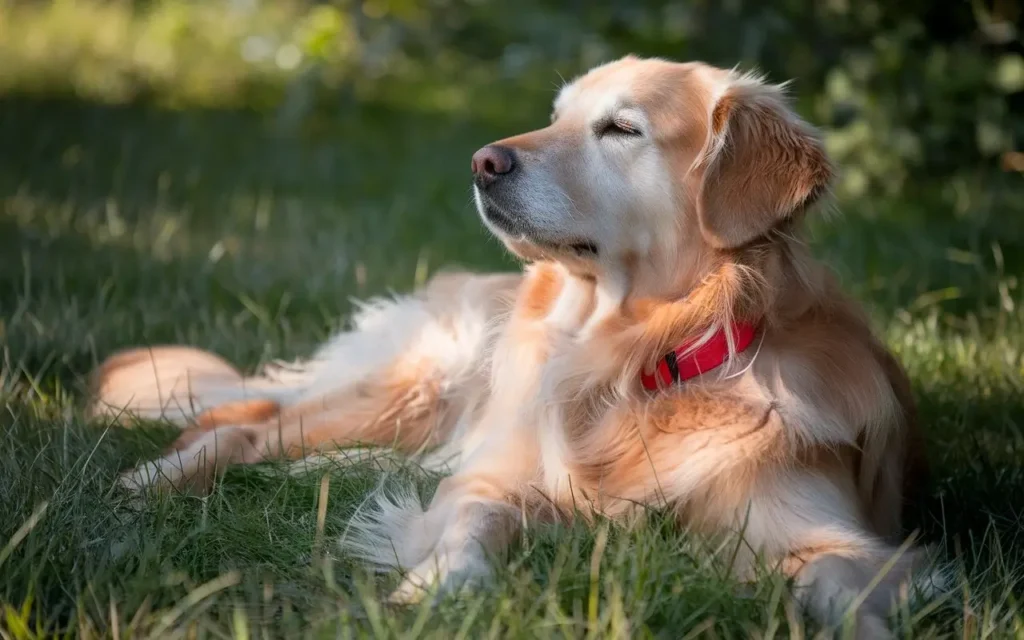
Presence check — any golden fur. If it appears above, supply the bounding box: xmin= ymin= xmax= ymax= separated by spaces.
xmin=91 ymin=57 xmax=936 ymax=637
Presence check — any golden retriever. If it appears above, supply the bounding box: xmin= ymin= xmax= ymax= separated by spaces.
xmin=91 ymin=56 xmax=937 ymax=637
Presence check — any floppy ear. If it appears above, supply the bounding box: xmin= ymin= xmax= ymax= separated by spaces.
xmin=696 ymin=78 xmax=833 ymax=249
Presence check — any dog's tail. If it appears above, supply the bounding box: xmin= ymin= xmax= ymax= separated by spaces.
xmin=87 ymin=346 xmax=305 ymax=428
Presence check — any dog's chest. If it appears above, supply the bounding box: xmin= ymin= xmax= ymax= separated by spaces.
xmin=483 ymin=327 xmax=604 ymax=498
xmin=475 ymin=265 xmax=625 ymax=497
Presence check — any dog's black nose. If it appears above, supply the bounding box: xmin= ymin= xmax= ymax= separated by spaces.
xmin=471 ymin=145 xmax=516 ymax=187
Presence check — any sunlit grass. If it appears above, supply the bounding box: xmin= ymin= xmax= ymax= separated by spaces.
xmin=2 ymin=2 xmax=1024 ymax=637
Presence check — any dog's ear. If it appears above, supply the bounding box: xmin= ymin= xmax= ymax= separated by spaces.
xmin=695 ymin=76 xmax=832 ymax=249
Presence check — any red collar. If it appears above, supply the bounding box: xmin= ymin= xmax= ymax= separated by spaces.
xmin=641 ymin=321 xmax=760 ymax=391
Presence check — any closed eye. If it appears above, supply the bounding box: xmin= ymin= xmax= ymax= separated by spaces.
xmin=596 ymin=118 xmax=643 ymax=138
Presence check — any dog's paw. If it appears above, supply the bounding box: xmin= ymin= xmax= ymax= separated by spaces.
xmin=114 ymin=459 xmax=183 ymax=510
xmin=117 ymin=461 xmax=166 ymax=493
xmin=387 ymin=544 xmax=494 ymax=605
xmin=116 ymin=453 xmax=205 ymax=494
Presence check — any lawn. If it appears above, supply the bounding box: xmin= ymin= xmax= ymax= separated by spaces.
xmin=2 ymin=7 xmax=1024 ymax=639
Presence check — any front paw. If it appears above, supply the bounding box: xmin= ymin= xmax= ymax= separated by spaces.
xmin=116 ymin=450 xmax=216 ymax=495
xmin=387 ymin=543 xmax=494 ymax=605
xmin=118 ymin=460 xmax=168 ymax=493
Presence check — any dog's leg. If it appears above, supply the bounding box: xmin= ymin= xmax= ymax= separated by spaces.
xmin=736 ymin=467 xmax=942 ymax=639
xmin=118 ymin=425 xmax=265 ymax=493
xmin=248 ymin=357 xmax=461 ymax=457
xmin=573 ymin=397 xmax=937 ymax=638
xmin=388 ymin=498 xmax=520 ymax=603
xmin=335 ymin=268 xmax=601 ymax=597
xmin=787 ymin=544 xmax=939 ymax=640
xmin=115 ymin=362 xmax=448 ymax=493
xmin=116 ymin=272 xmax=521 ymax=493
xmin=341 ymin=471 xmax=524 ymax=603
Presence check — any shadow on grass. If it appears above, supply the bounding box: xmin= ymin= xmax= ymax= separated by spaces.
xmin=909 ymin=386 xmax=1024 ymax=582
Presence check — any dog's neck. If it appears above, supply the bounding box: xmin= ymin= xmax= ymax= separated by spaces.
xmin=528 ymin=236 xmax=817 ymax=395
xmin=555 ymin=250 xmax=752 ymax=331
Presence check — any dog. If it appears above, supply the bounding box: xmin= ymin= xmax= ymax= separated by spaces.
xmin=91 ymin=56 xmax=936 ymax=637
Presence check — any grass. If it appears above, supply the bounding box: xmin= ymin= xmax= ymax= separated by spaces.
xmin=2 ymin=26 xmax=1024 ymax=640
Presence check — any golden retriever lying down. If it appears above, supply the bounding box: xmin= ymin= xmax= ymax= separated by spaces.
xmin=92 ymin=56 xmax=938 ymax=636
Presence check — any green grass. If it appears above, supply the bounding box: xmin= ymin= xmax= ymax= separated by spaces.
xmin=2 ymin=55 xmax=1024 ymax=640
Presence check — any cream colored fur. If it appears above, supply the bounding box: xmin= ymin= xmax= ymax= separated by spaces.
xmin=91 ymin=57 xmax=941 ymax=637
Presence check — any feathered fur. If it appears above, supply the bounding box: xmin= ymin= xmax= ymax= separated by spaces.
xmin=92 ymin=57 xmax=938 ymax=637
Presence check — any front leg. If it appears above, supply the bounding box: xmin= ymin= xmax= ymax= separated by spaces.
xmin=341 ymin=264 xmax=593 ymax=599
xmin=342 ymin=473 xmax=523 ymax=604
xmin=389 ymin=493 xmax=520 ymax=603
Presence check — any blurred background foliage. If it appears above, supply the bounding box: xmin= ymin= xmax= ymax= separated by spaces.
xmin=2 ymin=0 xmax=1021 ymax=201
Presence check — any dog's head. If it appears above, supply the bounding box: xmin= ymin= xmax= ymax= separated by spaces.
xmin=471 ymin=56 xmax=832 ymax=299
